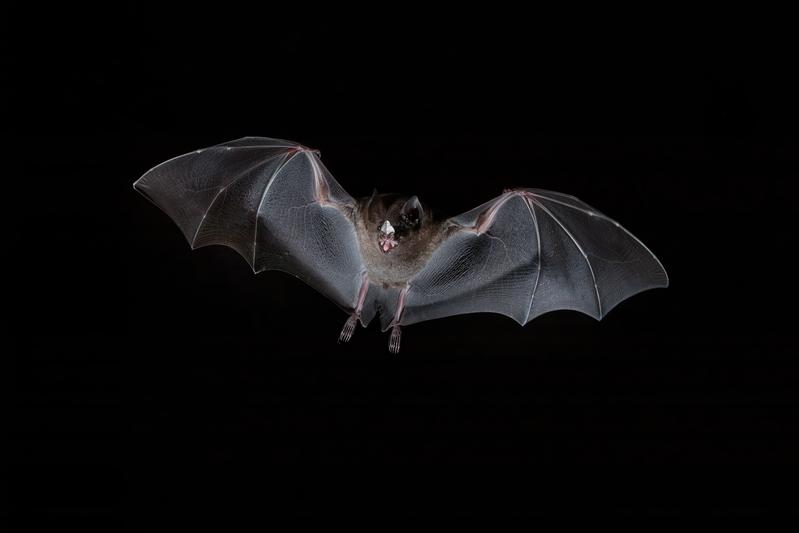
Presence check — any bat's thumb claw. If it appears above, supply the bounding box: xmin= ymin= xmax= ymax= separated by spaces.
xmin=339 ymin=314 xmax=358 ymax=343
xmin=389 ymin=326 xmax=402 ymax=354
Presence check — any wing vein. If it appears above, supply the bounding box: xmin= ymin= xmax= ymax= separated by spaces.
xmin=522 ymin=196 xmax=542 ymax=324
xmin=222 ymin=145 xmax=300 ymax=150
xmin=529 ymin=197 xmax=603 ymax=318
xmin=530 ymin=191 xmax=669 ymax=286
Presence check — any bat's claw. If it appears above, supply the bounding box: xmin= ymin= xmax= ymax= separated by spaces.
xmin=339 ymin=314 xmax=358 ymax=343
xmin=389 ymin=326 xmax=402 ymax=354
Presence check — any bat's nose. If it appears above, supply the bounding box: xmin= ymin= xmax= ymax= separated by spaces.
xmin=380 ymin=220 xmax=395 ymax=235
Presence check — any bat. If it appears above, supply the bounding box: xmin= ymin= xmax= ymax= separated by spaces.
xmin=134 ymin=137 xmax=668 ymax=353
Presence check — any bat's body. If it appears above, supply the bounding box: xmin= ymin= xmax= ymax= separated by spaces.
xmin=135 ymin=137 xmax=668 ymax=353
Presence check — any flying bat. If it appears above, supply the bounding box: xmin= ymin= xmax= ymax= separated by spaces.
xmin=133 ymin=137 xmax=668 ymax=353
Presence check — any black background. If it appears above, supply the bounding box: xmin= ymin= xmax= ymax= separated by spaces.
xmin=9 ymin=7 xmax=798 ymax=522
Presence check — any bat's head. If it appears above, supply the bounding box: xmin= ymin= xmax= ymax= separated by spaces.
xmin=374 ymin=195 xmax=424 ymax=255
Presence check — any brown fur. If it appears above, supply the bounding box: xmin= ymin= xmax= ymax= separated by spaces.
xmin=354 ymin=193 xmax=449 ymax=287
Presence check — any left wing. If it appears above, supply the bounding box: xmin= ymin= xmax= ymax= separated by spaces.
xmin=389 ymin=188 xmax=668 ymax=329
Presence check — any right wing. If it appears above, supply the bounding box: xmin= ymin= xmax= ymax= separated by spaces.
xmin=133 ymin=137 xmax=369 ymax=317
xmin=391 ymin=189 xmax=668 ymax=329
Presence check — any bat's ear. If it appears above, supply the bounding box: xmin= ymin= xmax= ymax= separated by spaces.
xmin=365 ymin=188 xmax=378 ymax=209
xmin=401 ymin=195 xmax=423 ymax=223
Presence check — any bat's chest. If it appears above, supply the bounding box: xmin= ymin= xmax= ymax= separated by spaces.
xmin=363 ymin=251 xmax=426 ymax=287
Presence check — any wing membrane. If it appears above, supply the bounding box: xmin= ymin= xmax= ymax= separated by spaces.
xmin=397 ymin=189 xmax=667 ymax=327
xmin=134 ymin=137 xmax=368 ymax=314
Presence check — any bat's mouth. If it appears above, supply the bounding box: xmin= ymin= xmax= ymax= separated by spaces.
xmin=378 ymin=220 xmax=398 ymax=254
xmin=379 ymin=233 xmax=399 ymax=253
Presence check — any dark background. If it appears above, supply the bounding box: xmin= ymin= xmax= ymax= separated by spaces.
xmin=9 ymin=7 xmax=798 ymax=522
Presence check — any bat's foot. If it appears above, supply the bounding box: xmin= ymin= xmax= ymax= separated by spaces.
xmin=338 ymin=314 xmax=358 ymax=343
xmin=389 ymin=326 xmax=402 ymax=354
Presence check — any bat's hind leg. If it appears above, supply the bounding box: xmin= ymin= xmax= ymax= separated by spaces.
xmin=339 ymin=315 xmax=358 ymax=343
xmin=389 ymin=326 xmax=402 ymax=354
xmin=339 ymin=273 xmax=370 ymax=343
xmin=387 ymin=285 xmax=410 ymax=354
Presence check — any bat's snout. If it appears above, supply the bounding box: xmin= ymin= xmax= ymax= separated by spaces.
xmin=378 ymin=219 xmax=399 ymax=254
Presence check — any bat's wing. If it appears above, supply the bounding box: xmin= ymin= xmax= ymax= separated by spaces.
xmin=134 ymin=137 xmax=370 ymax=319
xmin=390 ymin=189 xmax=668 ymax=329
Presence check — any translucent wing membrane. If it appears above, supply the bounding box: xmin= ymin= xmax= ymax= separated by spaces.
xmin=398 ymin=189 xmax=667 ymax=327
xmin=398 ymin=194 xmax=541 ymax=328
xmin=525 ymin=188 xmax=668 ymax=320
xmin=134 ymin=137 xmax=367 ymax=313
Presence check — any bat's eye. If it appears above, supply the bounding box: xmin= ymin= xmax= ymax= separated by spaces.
xmin=400 ymin=211 xmax=419 ymax=229
xmin=399 ymin=196 xmax=423 ymax=230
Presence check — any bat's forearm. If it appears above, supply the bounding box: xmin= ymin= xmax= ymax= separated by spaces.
xmin=471 ymin=189 xmax=532 ymax=235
